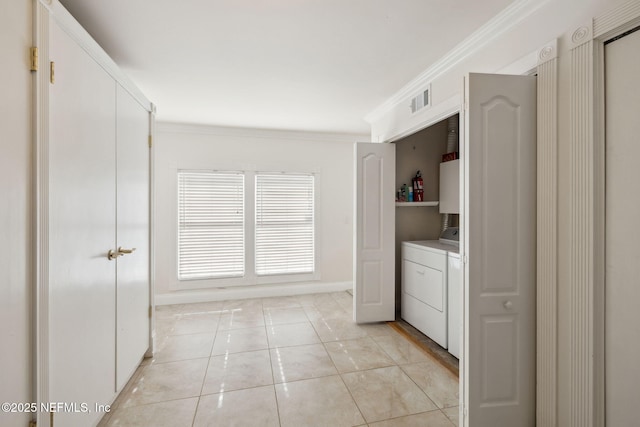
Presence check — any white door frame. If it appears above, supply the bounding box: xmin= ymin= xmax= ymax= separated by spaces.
xmin=567 ymin=2 xmax=640 ymax=426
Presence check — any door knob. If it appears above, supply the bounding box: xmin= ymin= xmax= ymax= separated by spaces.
xmin=117 ymin=247 xmax=136 ymax=256
xmin=107 ymin=249 xmax=122 ymax=261
xmin=503 ymin=300 xmax=513 ymax=310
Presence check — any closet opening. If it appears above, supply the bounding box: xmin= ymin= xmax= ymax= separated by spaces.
xmin=391 ymin=113 xmax=461 ymax=377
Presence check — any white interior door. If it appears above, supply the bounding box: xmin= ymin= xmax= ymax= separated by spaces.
xmin=115 ymin=84 xmax=150 ymax=390
xmin=353 ymin=142 xmax=395 ymax=323
xmin=463 ymin=73 xmax=536 ymax=426
xmin=49 ymin=19 xmax=117 ymax=427
xmin=604 ymin=28 xmax=640 ymax=427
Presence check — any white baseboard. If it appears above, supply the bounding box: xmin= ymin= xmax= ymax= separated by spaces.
xmin=155 ymin=281 xmax=353 ymax=306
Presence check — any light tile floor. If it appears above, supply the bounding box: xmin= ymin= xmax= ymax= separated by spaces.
xmin=98 ymin=292 xmax=459 ymax=427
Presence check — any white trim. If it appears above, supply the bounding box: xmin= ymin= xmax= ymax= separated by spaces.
xmin=365 ymin=0 xmax=551 ymax=124
xmin=155 ymin=281 xmax=352 ymax=306
xmin=537 ymin=54 xmax=558 ymax=427
xmin=147 ymin=105 xmax=156 ymax=358
xmin=38 ymin=0 xmax=152 ymax=111
xmin=156 ymin=121 xmax=366 ymax=144
xmin=34 ymin=2 xmax=51 ymax=426
xmin=568 ymin=35 xmax=599 ymax=427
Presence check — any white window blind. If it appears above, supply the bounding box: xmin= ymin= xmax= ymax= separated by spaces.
xmin=255 ymin=173 xmax=315 ymax=276
xmin=178 ymin=171 xmax=244 ymax=280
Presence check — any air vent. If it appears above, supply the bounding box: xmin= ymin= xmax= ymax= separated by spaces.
xmin=410 ymin=85 xmax=431 ymax=114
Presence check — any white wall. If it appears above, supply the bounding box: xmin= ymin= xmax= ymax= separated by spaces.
xmin=154 ymin=123 xmax=363 ymax=304
xmin=367 ymin=0 xmax=632 ymax=425
xmin=0 ymin=0 xmax=33 ymax=426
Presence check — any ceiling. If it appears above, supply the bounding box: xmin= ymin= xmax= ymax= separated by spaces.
xmin=59 ymin=0 xmax=514 ymax=134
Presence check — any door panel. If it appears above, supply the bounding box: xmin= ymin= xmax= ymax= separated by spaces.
xmin=49 ymin=19 xmax=117 ymax=427
xmin=116 ymin=84 xmax=150 ymax=390
xmin=354 ymin=143 xmax=395 ymax=323
xmin=605 ymin=29 xmax=640 ymax=427
xmin=480 ymin=316 xmax=518 ymax=402
xmin=465 ymin=73 xmax=536 ymax=426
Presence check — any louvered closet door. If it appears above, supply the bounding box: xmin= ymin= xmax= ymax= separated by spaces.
xmin=49 ymin=19 xmax=117 ymax=427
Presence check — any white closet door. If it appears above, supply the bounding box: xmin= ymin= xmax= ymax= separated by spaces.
xmin=49 ymin=19 xmax=117 ymax=427
xmin=464 ymin=73 xmax=536 ymax=426
xmin=605 ymin=28 xmax=640 ymax=427
xmin=353 ymin=142 xmax=395 ymax=323
xmin=116 ymin=84 xmax=150 ymax=390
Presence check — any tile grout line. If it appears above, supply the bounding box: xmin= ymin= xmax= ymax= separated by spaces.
xmin=263 ymin=305 xmax=284 ymax=427
xmin=335 ymin=361 xmax=368 ymax=425
xmin=190 ymin=396 xmax=200 ymax=427
xmin=193 ymin=306 xmax=221 ymax=425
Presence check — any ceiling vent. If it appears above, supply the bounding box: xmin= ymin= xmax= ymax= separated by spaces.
xmin=410 ymin=85 xmax=431 ymax=114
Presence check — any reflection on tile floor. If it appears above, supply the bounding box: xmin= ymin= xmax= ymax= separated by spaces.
xmin=99 ymin=292 xmax=459 ymax=427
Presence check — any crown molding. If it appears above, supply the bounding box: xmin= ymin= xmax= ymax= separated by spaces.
xmin=364 ymin=0 xmax=550 ymax=124
xmin=155 ymin=121 xmax=367 ymax=144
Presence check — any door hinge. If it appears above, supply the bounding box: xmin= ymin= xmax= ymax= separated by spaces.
xmin=148 ymin=135 xmax=152 ymax=148
xmin=50 ymin=61 xmax=55 ymax=84
xmin=30 ymin=47 xmax=38 ymax=71
xmin=149 ymin=306 xmax=152 ymax=318
xmin=29 ymin=420 xmax=37 ymax=427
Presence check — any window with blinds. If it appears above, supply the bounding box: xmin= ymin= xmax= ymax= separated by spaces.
xmin=255 ymin=173 xmax=315 ymax=276
xmin=177 ymin=171 xmax=244 ymax=280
